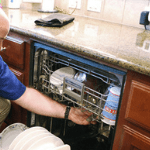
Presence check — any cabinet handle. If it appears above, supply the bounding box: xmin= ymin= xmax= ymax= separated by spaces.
xmin=1 ymin=47 xmax=6 ymax=51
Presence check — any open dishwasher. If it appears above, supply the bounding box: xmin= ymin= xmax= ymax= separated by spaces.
xmin=28 ymin=42 xmax=126 ymax=150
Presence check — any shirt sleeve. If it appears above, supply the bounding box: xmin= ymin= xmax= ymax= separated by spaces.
xmin=0 ymin=56 xmax=26 ymax=100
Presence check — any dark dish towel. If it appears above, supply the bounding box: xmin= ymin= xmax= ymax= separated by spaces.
xmin=34 ymin=13 xmax=75 ymax=27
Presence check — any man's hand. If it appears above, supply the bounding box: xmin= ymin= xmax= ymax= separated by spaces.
xmin=15 ymin=87 xmax=97 ymax=125
xmin=68 ymin=107 xmax=96 ymax=125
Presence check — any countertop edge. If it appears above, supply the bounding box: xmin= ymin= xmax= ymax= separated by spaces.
xmin=10 ymin=26 xmax=150 ymax=77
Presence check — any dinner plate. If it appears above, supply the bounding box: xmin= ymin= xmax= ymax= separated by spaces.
xmin=12 ymin=128 xmax=50 ymax=150
xmin=27 ymin=136 xmax=64 ymax=150
xmin=9 ymin=126 xmax=47 ymax=150
xmin=53 ymin=144 xmax=71 ymax=150
xmin=50 ymin=67 xmax=75 ymax=94
xmin=0 ymin=123 xmax=28 ymax=150
xmin=19 ymin=133 xmax=53 ymax=150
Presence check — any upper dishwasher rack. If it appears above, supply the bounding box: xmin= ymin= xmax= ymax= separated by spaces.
xmin=31 ymin=45 xmax=125 ymax=122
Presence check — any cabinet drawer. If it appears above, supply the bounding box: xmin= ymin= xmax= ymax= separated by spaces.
xmin=121 ymin=126 xmax=150 ymax=150
xmin=0 ymin=37 xmax=25 ymax=69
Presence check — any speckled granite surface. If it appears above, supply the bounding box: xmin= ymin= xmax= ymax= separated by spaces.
xmin=3 ymin=8 xmax=150 ymax=76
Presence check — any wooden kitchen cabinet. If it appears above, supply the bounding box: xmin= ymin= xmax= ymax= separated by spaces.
xmin=0 ymin=32 xmax=31 ymax=130
xmin=113 ymin=70 xmax=150 ymax=150
xmin=1 ymin=37 xmax=25 ymax=70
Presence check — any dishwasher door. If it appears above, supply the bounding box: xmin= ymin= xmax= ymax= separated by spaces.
xmin=28 ymin=42 xmax=126 ymax=150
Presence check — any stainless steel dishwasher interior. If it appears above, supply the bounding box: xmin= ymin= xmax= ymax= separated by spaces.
xmin=28 ymin=42 xmax=126 ymax=150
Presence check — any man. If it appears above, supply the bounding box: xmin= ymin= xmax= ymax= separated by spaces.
xmin=0 ymin=8 xmax=93 ymax=125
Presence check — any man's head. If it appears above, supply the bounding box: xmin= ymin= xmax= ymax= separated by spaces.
xmin=0 ymin=9 xmax=10 ymax=39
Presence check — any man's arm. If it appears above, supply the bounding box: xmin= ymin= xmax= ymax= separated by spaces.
xmin=14 ymin=87 xmax=93 ymax=125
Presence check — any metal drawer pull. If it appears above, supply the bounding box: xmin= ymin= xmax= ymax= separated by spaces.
xmin=1 ymin=47 xmax=6 ymax=51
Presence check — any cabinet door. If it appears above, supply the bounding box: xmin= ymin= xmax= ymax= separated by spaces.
xmin=113 ymin=71 xmax=150 ymax=150
xmin=0 ymin=36 xmax=25 ymax=70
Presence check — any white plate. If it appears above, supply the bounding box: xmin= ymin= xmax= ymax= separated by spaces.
xmin=27 ymin=136 xmax=64 ymax=150
xmin=53 ymin=144 xmax=71 ymax=150
xmin=50 ymin=67 xmax=75 ymax=94
xmin=20 ymin=133 xmax=53 ymax=150
xmin=9 ymin=126 xmax=47 ymax=150
xmin=12 ymin=128 xmax=50 ymax=150
xmin=0 ymin=123 xmax=28 ymax=150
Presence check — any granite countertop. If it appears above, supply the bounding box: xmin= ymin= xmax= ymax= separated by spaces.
xmin=3 ymin=8 xmax=150 ymax=76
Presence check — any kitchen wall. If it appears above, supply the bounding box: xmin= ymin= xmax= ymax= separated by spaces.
xmin=54 ymin=0 xmax=150 ymax=29
xmin=1 ymin=0 xmax=150 ymax=29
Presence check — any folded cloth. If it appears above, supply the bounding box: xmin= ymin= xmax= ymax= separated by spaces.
xmin=34 ymin=13 xmax=75 ymax=27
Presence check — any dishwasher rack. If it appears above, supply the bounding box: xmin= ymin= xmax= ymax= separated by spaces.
xmin=32 ymin=47 xmax=123 ymax=123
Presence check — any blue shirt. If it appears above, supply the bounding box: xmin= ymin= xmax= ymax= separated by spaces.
xmin=0 ymin=56 xmax=26 ymax=100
